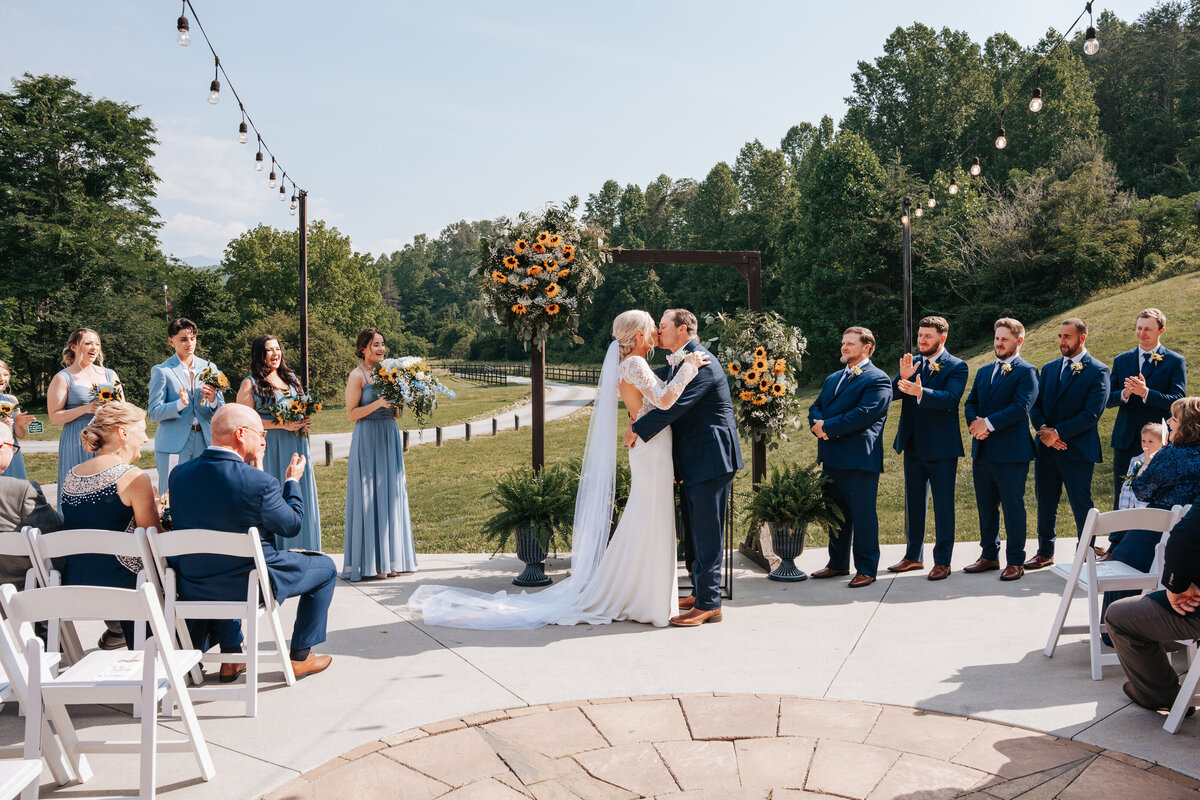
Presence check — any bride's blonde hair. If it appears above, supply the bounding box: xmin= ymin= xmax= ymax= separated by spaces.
xmin=612 ymin=310 xmax=655 ymax=359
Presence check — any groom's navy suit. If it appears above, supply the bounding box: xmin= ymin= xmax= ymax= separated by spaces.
xmin=809 ymin=359 xmax=892 ymax=578
xmin=633 ymin=339 xmax=742 ymax=611
xmin=168 ymin=448 xmax=337 ymax=653
xmin=1029 ymin=352 xmax=1109 ymax=559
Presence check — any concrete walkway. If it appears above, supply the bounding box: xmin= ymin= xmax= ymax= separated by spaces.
xmin=5 ymin=542 xmax=1199 ymax=799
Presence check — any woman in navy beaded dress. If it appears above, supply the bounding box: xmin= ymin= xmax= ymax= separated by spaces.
xmin=47 ymin=329 xmax=124 ymax=489
xmin=236 ymin=335 xmax=321 ymax=552
xmin=58 ymin=402 xmax=159 ymax=649
xmin=341 ymin=329 xmax=417 ymax=581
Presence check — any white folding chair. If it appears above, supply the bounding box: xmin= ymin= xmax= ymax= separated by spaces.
xmin=0 ymin=584 xmax=215 ymax=800
xmin=26 ymin=528 xmax=160 ymax=666
xmin=0 ymin=761 xmax=41 ymax=800
xmin=1044 ymin=505 xmax=1185 ymax=680
xmin=145 ymin=528 xmax=295 ymax=717
xmin=0 ymin=529 xmax=41 ymax=713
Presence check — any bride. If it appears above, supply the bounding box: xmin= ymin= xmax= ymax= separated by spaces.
xmin=407 ymin=310 xmax=708 ymax=629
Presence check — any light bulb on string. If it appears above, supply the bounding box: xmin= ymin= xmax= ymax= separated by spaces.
xmin=176 ymin=3 xmax=190 ymax=46
xmin=279 ymin=184 xmax=287 ymax=202
xmin=268 ymin=160 xmax=277 ymax=189
xmin=290 ymin=192 xmax=298 ymax=214
xmin=914 ymin=206 xmax=923 ymax=218
xmin=901 ymin=213 xmax=909 ymax=226
xmin=207 ymin=58 xmax=220 ymax=105
xmin=1084 ymin=26 xmax=1099 ymax=55
xmin=949 ymin=177 xmax=959 ymax=195
xmin=995 ymin=125 xmax=1007 ymax=150
xmin=970 ymin=156 xmax=982 ymax=176
xmin=238 ymin=121 xmax=248 ymax=144
xmin=1029 ymin=87 xmax=1044 ymax=113
xmin=255 ymin=143 xmax=264 ymax=172
xmin=927 ymin=191 xmax=936 ymax=209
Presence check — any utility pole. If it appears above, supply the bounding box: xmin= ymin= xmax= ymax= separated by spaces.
xmin=298 ymin=189 xmax=310 ymax=391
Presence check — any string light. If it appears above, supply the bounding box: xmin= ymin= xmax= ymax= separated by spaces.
xmin=176 ymin=2 xmax=190 ymax=46
xmin=914 ymin=206 xmax=923 ymax=218
xmin=1029 ymin=87 xmax=1044 ymax=113
xmin=901 ymin=212 xmax=909 ymax=225
xmin=995 ymin=124 xmax=1007 ymax=150
xmin=290 ymin=190 xmax=298 ymax=214
xmin=279 ymin=184 xmax=287 ymax=202
xmin=268 ymin=158 xmax=277 ymax=188
xmin=207 ymin=57 xmax=221 ymax=104
xmin=1084 ymin=2 xmax=1099 ymax=54
xmin=970 ymin=156 xmax=982 ymax=177
xmin=238 ymin=120 xmax=248 ymax=143
xmin=255 ymin=138 xmax=264 ymax=171
xmin=927 ymin=191 xmax=936 ymax=209
xmin=949 ymin=177 xmax=958 ymax=195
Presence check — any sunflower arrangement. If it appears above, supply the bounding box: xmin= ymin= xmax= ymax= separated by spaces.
xmin=706 ymin=310 xmax=807 ymax=447
xmin=473 ymin=201 xmax=608 ymax=347
xmin=0 ymin=400 xmax=14 ymax=423
xmin=370 ymin=356 xmax=456 ymax=425
xmin=88 ymin=381 xmax=123 ymax=404
xmin=196 ymin=365 xmax=230 ymax=405
xmin=267 ymin=392 xmax=324 ymax=438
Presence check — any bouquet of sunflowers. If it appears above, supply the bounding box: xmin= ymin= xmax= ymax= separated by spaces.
xmin=370 ymin=356 xmax=456 ymax=426
xmin=706 ymin=310 xmax=807 ymax=447
xmin=196 ymin=365 xmax=230 ymax=405
xmin=473 ymin=200 xmax=608 ymax=347
xmin=89 ymin=381 xmax=123 ymax=404
xmin=0 ymin=398 xmax=15 ymax=423
xmin=267 ymin=393 xmax=323 ymax=438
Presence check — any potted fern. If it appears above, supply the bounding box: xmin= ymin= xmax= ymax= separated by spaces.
xmin=744 ymin=463 xmax=844 ymax=582
xmin=483 ymin=465 xmax=577 ymax=586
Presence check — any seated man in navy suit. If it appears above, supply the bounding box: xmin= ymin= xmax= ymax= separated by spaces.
xmin=963 ymin=318 xmax=1038 ymax=581
xmin=889 ymin=316 xmax=968 ymax=581
xmin=168 ymin=403 xmax=336 ymax=680
xmin=1106 ymin=308 xmax=1186 ymax=507
xmin=808 ymin=327 xmax=892 ymax=588
xmin=1028 ymin=318 xmax=1110 ymax=569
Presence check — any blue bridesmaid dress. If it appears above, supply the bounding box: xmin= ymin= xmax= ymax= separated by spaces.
xmin=249 ymin=379 xmax=322 ymax=552
xmin=0 ymin=393 xmax=26 ymax=479
xmin=342 ymin=367 xmax=417 ymax=580
xmin=55 ymin=368 xmax=116 ymax=489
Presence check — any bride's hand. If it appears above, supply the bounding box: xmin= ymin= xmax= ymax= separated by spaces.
xmin=684 ymin=351 xmax=710 ymax=369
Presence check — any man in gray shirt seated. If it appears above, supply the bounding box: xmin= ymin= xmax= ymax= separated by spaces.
xmin=0 ymin=423 xmax=63 ymax=586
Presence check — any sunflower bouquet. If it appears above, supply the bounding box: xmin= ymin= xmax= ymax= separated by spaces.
xmin=267 ymin=392 xmax=324 ymax=438
xmin=473 ymin=201 xmax=608 ymax=347
xmin=89 ymin=381 xmax=122 ymax=404
xmin=196 ymin=365 xmax=230 ymax=406
xmin=0 ymin=399 xmax=15 ymax=423
xmin=370 ymin=356 xmax=456 ymax=425
xmin=706 ymin=310 xmax=808 ymax=447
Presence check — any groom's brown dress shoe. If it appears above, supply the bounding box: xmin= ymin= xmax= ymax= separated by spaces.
xmin=218 ymin=663 xmax=246 ymax=683
xmin=963 ymin=558 xmax=1000 ymax=573
xmin=886 ymin=559 xmax=924 ymax=573
xmin=810 ymin=568 xmax=850 ymax=579
xmin=678 ymin=595 xmax=696 ymax=611
xmin=999 ymin=565 xmax=1024 ymax=581
xmin=291 ymin=653 xmax=333 ymax=678
xmin=848 ymin=573 xmax=876 ymax=588
xmin=669 ymin=608 xmax=723 ymax=627
xmin=1123 ymin=681 xmax=1195 ymax=716
xmin=927 ymin=565 xmax=951 ymax=581
xmin=1023 ymin=555 xmax=1054 ymax=569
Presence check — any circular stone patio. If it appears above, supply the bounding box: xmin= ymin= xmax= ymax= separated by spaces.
xmin=262 ymin=693 xmax=1200 ymax=800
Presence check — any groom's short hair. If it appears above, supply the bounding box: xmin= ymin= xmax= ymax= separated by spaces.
xmin=665 ymin=309 xmax=698 ymax=337
xmin=843 ymin=326 xmax=876 ymax=355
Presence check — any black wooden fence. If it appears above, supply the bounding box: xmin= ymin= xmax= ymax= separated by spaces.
xmin=444 ymin=363 xmax=601 ymax=385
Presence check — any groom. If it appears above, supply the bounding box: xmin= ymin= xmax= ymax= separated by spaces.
xmin=627 ymin=309 xmax=742 ymax=627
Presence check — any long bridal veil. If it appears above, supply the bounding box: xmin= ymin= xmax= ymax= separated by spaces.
xmin=406 ymin=340 xmax=621 ymax=629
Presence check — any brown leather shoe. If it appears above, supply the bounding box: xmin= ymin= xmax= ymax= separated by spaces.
xmin=291 ymin=653 xmax=333 ymax=678
xmin=669 ymin=607 xmax=723 ymax=627
xmin=678 ymin=595 xmax=696 ymax=611
xmin=963 ymin=558 xmax=1000 ymax=573
xmin=886 ymin=559 xmax=924 ymax=573
xmin=848 ymin=573 xmax=876 ymax=588
xmin=810 ymin=568 xmax=850 ymax=579
xmin=928 ymin=564 xmax=951 ymax=581
xmin=1123 ymin=681 xmax=1195 ymax=716
xmin=1023 ymin=555 xmax=1054 ymax=569
xmin=999 ymin=564 xmax=1024 ymax=581
xmin=219 ymin=662 xmax=246 ymax=683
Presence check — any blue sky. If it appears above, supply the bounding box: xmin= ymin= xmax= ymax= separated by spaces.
xmin=1 ymin=1 xmax=1161 ymax=261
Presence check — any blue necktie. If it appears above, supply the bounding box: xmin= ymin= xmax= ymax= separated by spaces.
xmin=1142 ymin=351 xmax=1152 ymax=373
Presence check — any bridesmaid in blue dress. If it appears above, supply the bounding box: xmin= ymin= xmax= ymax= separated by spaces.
xmin=342 ymin=329 xmax=417 ymax=581
xmin=0 ymin=359 xmax=34 ymax=479
xmin=47 ymin=329 xmax=124 ymax=489
xmin=236 ymin=334 xmax=322 ymax=552
xmin=58 ymin=401 xmax=158 ymax=650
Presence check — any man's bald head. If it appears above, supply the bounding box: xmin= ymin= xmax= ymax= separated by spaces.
xmin=211 ymin=403 xmax=263 ymax=446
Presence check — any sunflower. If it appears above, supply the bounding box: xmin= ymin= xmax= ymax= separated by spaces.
xmin=0 ymin=402 xmax=12 ymax=415
xmin=547 ymin=234 xmax=562 ymax=247
xmin=545 ymin=259 xmax=557 ymax=269
xmin=217 ymin=374 xmax=230 ymax=388
xmin=491 ymin=270 xmax=507 ymax=283
xmin=97 ymin=388 xmax=114 ymax=402
xmin=387 ymin=368 xmax=400 ymax=383
xmin=771 ymin=383 xmax=785 ymax=396
xmin=758 ymin=378 xmax=772 ymax=392
xmin=728 ymin=362 xmax=741 ymax=375
xmin=773 ymin=359 xmax=786 ymax=375
xmin=536 ymin=231 xmax=550 ymax=244
xmin=753 ymin=358 xmax=767 ymax=371
xmin=512 ymin=303 xmax=527 ymax=315
xmin=561 ymin=245 xmax=575 ymax=262
xmin=546 ymin=303 xmax=560 ymax=315
xmin=754 ymin=346 xmax=767 ymax=358
xmin=527 ymin=265 xmax=543 ymax=277
xmin=514 ymin=239 xmax=528 ymax=254
xmin=312 ymin=402 xmax=324 ymax=413
xmin=289 ymin=400 xmax=304 ymax=414
xmin=504 ymin=255 xmax=519 ymax=268
xmin=557 ymin=268 xmax=570 ymax=278
xmin=744 ymin=370 xmax=759 ymax=384
xmin=545 ymin=283 xmax=560 ymax=297
xmin=739 ymin=390 xmax=755 ymax=402
xmin=752 ymin=394 xmax=768 ymax=405
xmin=273 ymin=414 xmax=284 ymax=424
xmin=532 ymin=243 xmax=546 ymax=254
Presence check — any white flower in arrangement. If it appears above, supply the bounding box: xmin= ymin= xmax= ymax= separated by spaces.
xmin=398 ymin=356 xmax=421 ymax=369
xmin=415 ymin=371 xmax=427 ymax=381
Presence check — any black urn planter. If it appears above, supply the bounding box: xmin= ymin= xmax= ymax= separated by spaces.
xmin=513 ymin=524 xmax=553 ymax=587
xmin=766 ymin=522 xmax=808 ymax=582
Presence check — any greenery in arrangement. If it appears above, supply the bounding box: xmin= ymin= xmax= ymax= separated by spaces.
xmin=706 ymin=310 xmax=807 ymax=447
xmin=480 ymin=464 xmax=578 ymax=553
xmin=743 ymin=463 xmax=844 ymax=538
xmin=473 ymin=199 xmax=609 ymax=348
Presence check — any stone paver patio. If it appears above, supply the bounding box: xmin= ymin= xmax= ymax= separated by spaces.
xmin=265 ymin=693 xmax=1200 ymax=800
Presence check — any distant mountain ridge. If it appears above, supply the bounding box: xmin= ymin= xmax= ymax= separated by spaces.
xmin=179 ymin=255 xmax=221 ymax=270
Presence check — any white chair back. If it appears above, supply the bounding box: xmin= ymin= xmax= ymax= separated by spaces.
xmin=0 ymin=530 xmax=38 ymax=591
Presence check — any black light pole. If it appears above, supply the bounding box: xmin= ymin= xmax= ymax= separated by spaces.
xmin=901 ymin=196 xmax=913 ymax=353
xmin=298 ymin=189 xmax=310 ymax=391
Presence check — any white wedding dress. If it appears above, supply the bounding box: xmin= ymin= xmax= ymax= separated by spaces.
xmin=406 ymin=342 xmax=698 ymax=629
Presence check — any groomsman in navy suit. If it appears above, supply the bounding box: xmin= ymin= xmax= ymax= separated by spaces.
xmin=888 ymin=316 xmax=968 ymax=581
xmin=808 ymin=327 xmax=892 ymax=588
xmin=1028 ymin=319 xmax=1110 ymax=569
xmin=149 ymin=318 xmax=223 ymax=491
xmin=963 ymin=318 xmax=1039 ymax=581
xmin=1106 ymin=308 xmax=1186 ymax=506
xmin=169 ymin=404 xmax=336 ymax=680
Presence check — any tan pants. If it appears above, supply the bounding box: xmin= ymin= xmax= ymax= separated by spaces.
xmin=1106 ymin=593 xmax=1200 ymax=707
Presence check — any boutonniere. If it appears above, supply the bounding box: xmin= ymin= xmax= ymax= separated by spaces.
xmin=1123 ymin=459 xmax=1146 ymax=487
xmin=848 ymin=365 xmax=863 ymax=379
xmin=999 ymin=363 xmax=1012 ymax=375
xmin=928 ymin=360 xmax=942 ymax=374
xmin=1070 ymin=362 xmax=1084 ymax=374
xmin=1149 ymin=352 xmax=1163 ymax=364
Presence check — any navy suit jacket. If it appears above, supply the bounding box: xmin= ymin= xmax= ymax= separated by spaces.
xmin=808 ymin=361 xmax=892 ymax=473
xmin=167 ymin=448 xmax=305 ymax=604
xmin=632 ymin=340 xmax=743 ymax=487
xmin=1107 ymin=346 xmax=1186 ymax=451
xmin=963 ymin=357 xmax=1038 ymax=463
xmin=1029 ymin=353 xmax=1110 ymax=463
xmin=891 ymin=351 xmax=967 ymax=461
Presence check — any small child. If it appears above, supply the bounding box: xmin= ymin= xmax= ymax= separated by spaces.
xmin=1103 ymin=422 xmax=1166 ymax=556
